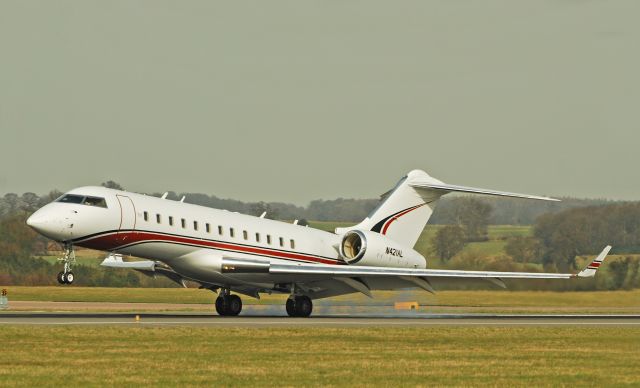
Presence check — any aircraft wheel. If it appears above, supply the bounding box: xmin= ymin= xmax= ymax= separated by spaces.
xmin=286 ymin=296 xmax=312 ymax=317
xmin=216 ymin=295 xmax=242 ymax=316
xmin=57 ymin=272 xmax=65 ymax=284
xmin=295 ymin=296 xmax=313 ymax=317
xmin=286 ymin=298 xmax=296 ymax=317
xmin=215 ymin=296 xmax=228 ymax=316
xmin=63 ymin=272 xmax=75 ymax=284
xmin=227 ymin=295 xmax=242 ymax=316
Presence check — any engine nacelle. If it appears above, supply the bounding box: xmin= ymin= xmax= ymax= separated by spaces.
xmin=339 ymin=230 xmax=426 ymax=269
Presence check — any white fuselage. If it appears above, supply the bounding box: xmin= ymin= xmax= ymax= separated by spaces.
xmin=26 ymin=186 xmax=426 ymax=293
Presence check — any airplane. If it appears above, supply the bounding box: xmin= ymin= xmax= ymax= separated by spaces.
xmin=25 ymin=169 xmax=611 ymax=317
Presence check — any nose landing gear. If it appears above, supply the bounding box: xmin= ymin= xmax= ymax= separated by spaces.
xmin=56 ymin=244 xmax=76 ymax=285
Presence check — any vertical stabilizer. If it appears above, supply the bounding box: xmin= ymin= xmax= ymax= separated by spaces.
xmin=336 ymin=170 xmax=445 ymax=248
xmin=335 ymin=169 xmax=558 ymax=248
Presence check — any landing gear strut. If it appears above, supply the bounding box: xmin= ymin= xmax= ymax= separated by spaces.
xmin=56 ymin=244 xmax=76 ymax=285
xmin=215 ymin=289 xmax=242 ymax=316
xmin=286 ymin=295 xmax=313 ymax=317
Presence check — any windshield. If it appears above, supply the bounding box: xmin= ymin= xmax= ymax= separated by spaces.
xmin=56 ymin=194 xmax=108 ymax=208
xmin=82 ymin=196 xmax=107 ymax=208
xmin=57 ymin=194 xmax=84 ymax=204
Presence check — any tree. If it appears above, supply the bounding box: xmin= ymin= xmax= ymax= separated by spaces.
xmin=101 ymin=181 xmax=124 ymax=190
xmin=0 ymin=193 xmax=19 ymax=218
xmin=249 ymin=202 xmax=279 ymax=220
xmin=505 ymin=236 xmax=543 ymax=263
xmin=533 ymin=204 xmax=640 ymax=271
xmin=432 ymin=225 xmax=466 ymax=261
xmin=20 ymin=192 xmax=40 ymax=213
xmin=38 ymin=190 xmax=63 ymax=207
xmin=451 ymin=197 xmax=493 ymax=242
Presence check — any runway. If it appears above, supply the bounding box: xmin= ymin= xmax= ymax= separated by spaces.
xmin=1 ymin=312 xmax=639 ymax=326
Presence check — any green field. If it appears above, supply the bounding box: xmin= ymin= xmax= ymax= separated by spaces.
xmin=0 ymin=326 xmax=638 ymax=386
xmin=309 ymin=222 xmax=531 ymax=261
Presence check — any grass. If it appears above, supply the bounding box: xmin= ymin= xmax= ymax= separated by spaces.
xmin=2 ymin=286 xmax=215 ymax=304
xmin=2 ymin=287 xmax=639 ymax=314
xmin=0 ymin=326 xmax=638 ymax=386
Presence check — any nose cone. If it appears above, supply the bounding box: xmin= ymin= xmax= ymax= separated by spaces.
xmin=26 ymin=206 xmax=67 ymax=241
xmin=26 ymin=213 xmax=43 ymax=228
xmin=26 ymin=212 xmax=43 ymax=229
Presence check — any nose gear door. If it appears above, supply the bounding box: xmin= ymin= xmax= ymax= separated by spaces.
xmin=115 ymin=195 xmax=136 ymax=246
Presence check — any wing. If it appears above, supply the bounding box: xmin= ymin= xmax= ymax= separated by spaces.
xmin=221 ymin=246 xmax=612 ymax=296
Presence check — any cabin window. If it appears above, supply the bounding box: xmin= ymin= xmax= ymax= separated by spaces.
xmin=83 ymin=196 xmax=107 ymax=208
xmin=218 ymin=225 xmax=223 ymax=235
xmin=230 ymin=228 xmax=235 ymax=238
xmin=255 ymin=233 xmax=260 ymax=243
xmin=206 ymin=223 xmax=210 ymax=233
xmin=194 ymin=221 xmax=199 ymax=231
xmin=243 ymin=230 xmax=248 ymax=240
xmin=267 ymin=235 xmax=272 ymax=245
xmin=181 ymin=218 xmax=186 ymax=228
xmin=156 ymin=214 xmax=161 ymax=224
xmin=279 ymin=237 xmax=284 ymax=247
xmin=143 ymin=211 xmax=149 ymax=222
xmin=169 ymin=216 xmax=174 ymax=226
xmin=290 ymin=239 xmax=296 ymax=249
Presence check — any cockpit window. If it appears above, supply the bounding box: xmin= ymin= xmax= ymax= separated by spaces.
xmin=56 ymin=194 xmax=108 ymax=208
xmin=57 ymin=194 xmax=85 ymax=204
xmin=83 ymin=196 xmax=107 ymax=208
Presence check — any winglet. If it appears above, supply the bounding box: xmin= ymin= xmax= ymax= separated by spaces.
xmin=577 ymin=246 xmax=612 ymax=278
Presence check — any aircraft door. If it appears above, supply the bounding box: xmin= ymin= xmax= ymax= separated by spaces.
xmin=115 ymin=195 xmax=136 ymax=245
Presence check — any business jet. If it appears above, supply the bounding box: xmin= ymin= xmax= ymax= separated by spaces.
xmin=26 ymin=169 xmax=610 ymax=317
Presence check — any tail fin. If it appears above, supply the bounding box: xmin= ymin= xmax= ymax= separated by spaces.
xmin=336 ymin=169 xmax=558 ymax=248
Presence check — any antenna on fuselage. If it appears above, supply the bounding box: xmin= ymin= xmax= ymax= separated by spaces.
xmin=161 ymin=192 xmax=168 ymax=199
xmin=293 ymin=219 xmax=298 ymax=225
xmin=180 ymin=196 xmax=186 ymax=202
xmin=260 ymin=212 xmax=267 ymax=218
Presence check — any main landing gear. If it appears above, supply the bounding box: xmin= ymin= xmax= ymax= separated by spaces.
xmin=56 ymin=244 xmax=76 ymax=285
xmin=286 ymin=295 xmax=313 ymax=317
xmin=215 ymin=289 xmax=242 ymax=316
xmin=213 ymin=287 xmax=313 ymax=317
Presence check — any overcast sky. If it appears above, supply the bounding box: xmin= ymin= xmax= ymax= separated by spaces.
xmin=0 ymin=1 xmax=638 ymax=204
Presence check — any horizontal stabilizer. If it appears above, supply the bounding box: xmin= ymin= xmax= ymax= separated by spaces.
xmin=409 ymin=182 xmax=559 ymax=202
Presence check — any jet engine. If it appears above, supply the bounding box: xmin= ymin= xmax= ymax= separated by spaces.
xmin=339 ymin=230 xmax=426 ymax=269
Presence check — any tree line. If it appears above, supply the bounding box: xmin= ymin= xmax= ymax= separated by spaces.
xmin=0 ymin=181 xmax=627 ymax=224
xmin=1 ymin=182 xmax=639 ymax=289
xmin=431 ymin=203 xmax=640 ymax=290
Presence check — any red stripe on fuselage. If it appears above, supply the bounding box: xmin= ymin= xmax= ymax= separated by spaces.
xmin=78 ymin=231 xmax=341 ymax=265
